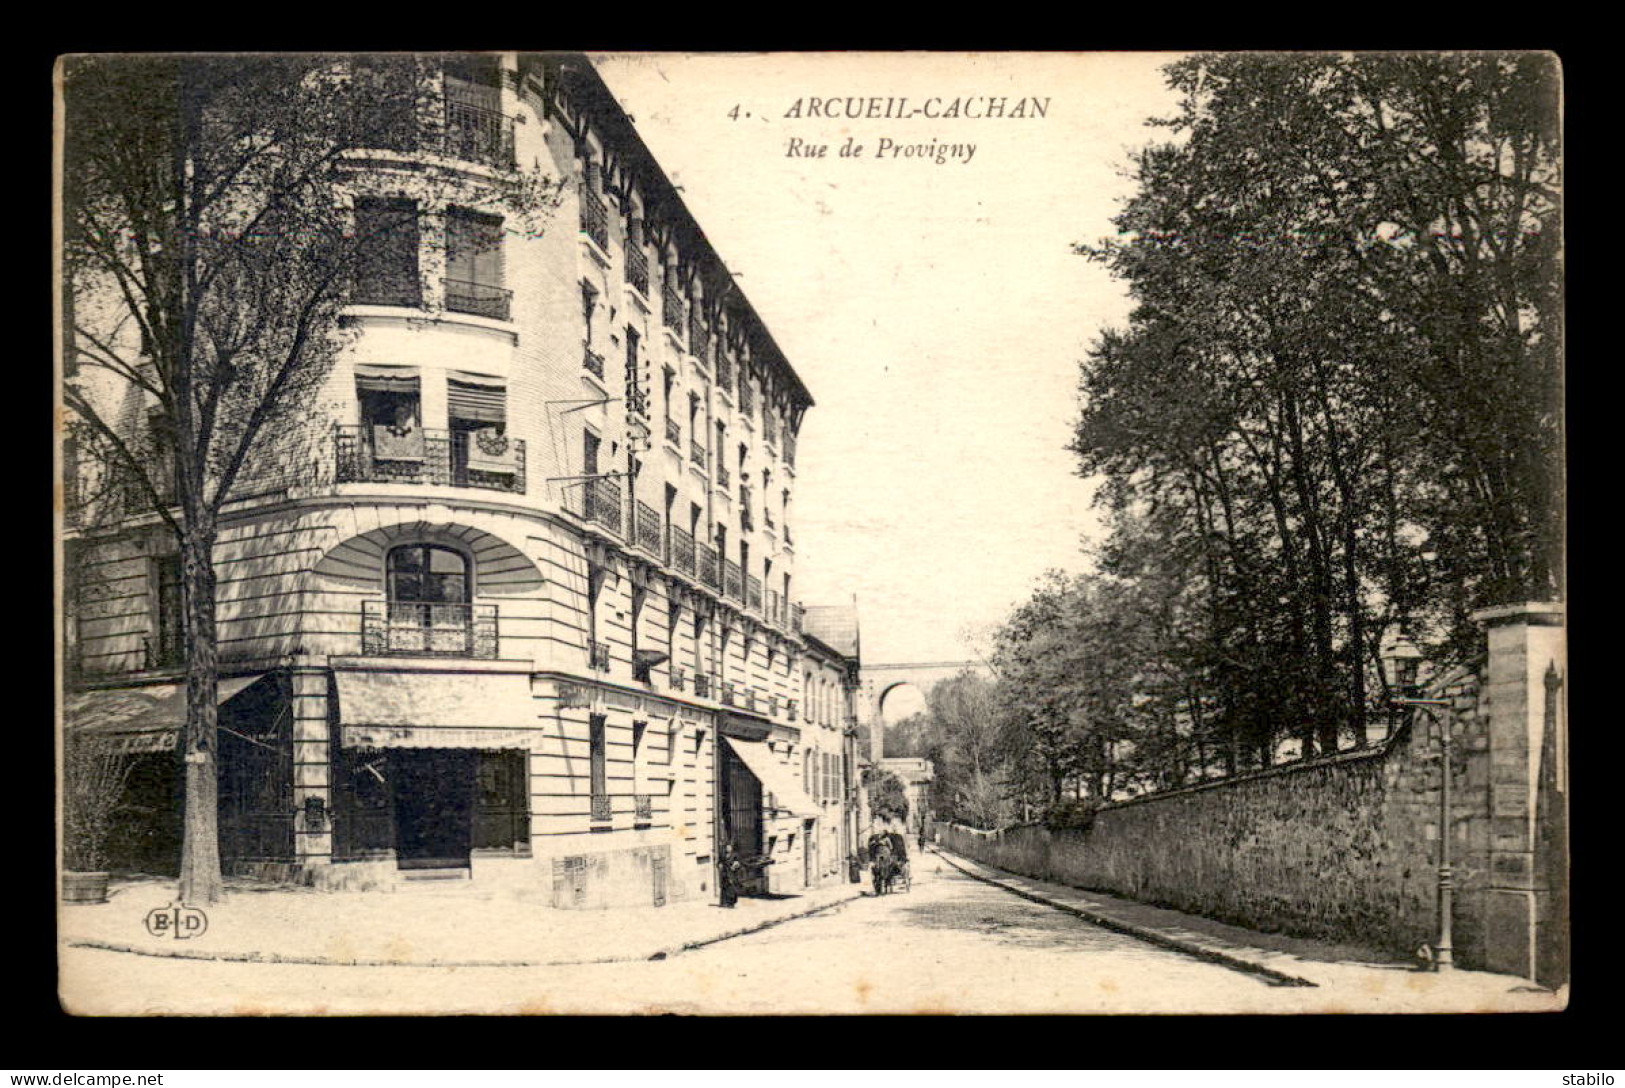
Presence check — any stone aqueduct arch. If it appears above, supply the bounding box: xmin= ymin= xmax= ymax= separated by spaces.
xmin=858 ymin=659 xmax=996 ymax=763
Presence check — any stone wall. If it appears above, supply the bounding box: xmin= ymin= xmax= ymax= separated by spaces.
xmin=939 ymin=605 xmax=1567 ymax=979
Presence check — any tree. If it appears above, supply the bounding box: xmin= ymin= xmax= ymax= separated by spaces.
xmin=60 ymin=54 xmax=559 ymax=903
xmin=864 ymin=768 xmax=910 ymax=826
xmin=63 ymin=733 xmax=135 ymax=874
xmin=1069 ymin=52 xmax=1560 ymax=763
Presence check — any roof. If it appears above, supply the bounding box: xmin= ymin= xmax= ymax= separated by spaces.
xmin=801 ymin=604 xmax=860 ymax=660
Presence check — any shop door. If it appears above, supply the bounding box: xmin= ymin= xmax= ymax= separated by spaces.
xmin=393 ymin=749 xmax=476 ymax=869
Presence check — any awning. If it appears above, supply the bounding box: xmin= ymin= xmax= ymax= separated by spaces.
xmin=64 ymin=675 xmax=264 ymax=755
xmin=354 ymin=365 xmax=420 ymax=394
xmin=723 ymin=735 xmax=821 ymax=819
xmin=447 ymin=378 xmax=507 ymax=423
xmin=334 ymin=669 xmax=540 ymax=750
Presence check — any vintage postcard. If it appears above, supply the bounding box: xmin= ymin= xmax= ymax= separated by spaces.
xmin=56 ymin=50 xmax=1565 ymax=1015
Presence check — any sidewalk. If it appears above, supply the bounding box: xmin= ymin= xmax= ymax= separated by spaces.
xmin=59 ymin=872 xmax=867 ymax=967
xmin=931 ymin=846 xmax=1566 ymax=1012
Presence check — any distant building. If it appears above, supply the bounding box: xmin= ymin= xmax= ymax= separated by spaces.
xmin=62 ymin=53 xmax=859 ymax=906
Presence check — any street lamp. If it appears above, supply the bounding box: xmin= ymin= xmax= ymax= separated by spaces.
xmin=1394 ymin=694 xmax=1458 ymax=972
xmin=1384 ymin=631 xmax=1456 ymax=972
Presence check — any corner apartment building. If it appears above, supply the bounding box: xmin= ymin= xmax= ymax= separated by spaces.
xmin=62 ymin=52 xmax=862 ymax=907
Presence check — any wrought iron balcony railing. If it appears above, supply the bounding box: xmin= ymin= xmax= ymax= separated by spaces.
xmin=669 ymin=524 xmax=696 ymax=577
xmin=335 ymin=425 xmax=525 ymax=494
xmin=352 ymin=273 xmax=422 ymax=309
xmin=444 ymin=93 xmax=516 ymax=168
xmin=580 ymin=190 xmax=609 ymax=250
xmin=716 ymin=352 xmax=733 ymax=390
xmin=724 ymin=560 xmax=743 ymax=602
xmin=763 ymin=413 xmax=779 ymax=448
xmin=791 ymin=603 xmax=804 ymax=633
xmin=362 ymin=600 xmax=498 ymax=658
xmin=587 ymin=639 xmax=611 ymax=672
xmin=583 ymin=344 xmax=605 ymax=380
xmin=720 ymin=682 xmax=737 ymax=707
xmin=693 ymin=672 xmax=712 ymax=698
xmin=444 ymin=278 xmax=512 ymax=321
xmin=662 ymin=282 xmax=686 ymax=338
xmin=577 ymin=475 xmax=622 ymax=535
xmin=743 ymin=688 xmax=758 ymax=713
xmin=787 ymin=698 xmax=799 ymax=722
xmin=697 ymin=544 xmax=721 ymax=591
xmin=784 ymin=430 xmax=796 ymax=468
xmin=625 ymin=245 xmax=649 ymax=296
xmin=669 ymin=667 xmax=686 ymax=692
xmin=767 ymin=694 xmax=779 ymax=716
xmin=634 ymin=794 xmax=653 ymax=823
xmin=717 ymin=465 xmax=731 ymax=491
xmin=688 ymin=312 xmax=709 ymax=359
xmin=635 ymin=501 xmax=663 ymax=558
xmin=590 ymin=793 xmax=612 ymax=822
xmin=739 ymin=379 xmax=755 ymax=418
xmin=746 ymin=575 xmax=763 ymax=613
xmin=690 ymin=439 xmax=707 ymax=469
xmin=665 ymin=417 xmax=681 ymax=447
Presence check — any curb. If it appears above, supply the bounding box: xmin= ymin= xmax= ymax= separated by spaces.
xmin=930 ymin=848 xmax=1318 ymax=988
xmin=64 ymin=888 xmax=869 ymax=970
xmin=661 ymin=887 xmax=866 ymax=958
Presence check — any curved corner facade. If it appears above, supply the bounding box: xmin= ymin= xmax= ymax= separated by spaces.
xmin=63 ymin=53 xmax=866 ymax=907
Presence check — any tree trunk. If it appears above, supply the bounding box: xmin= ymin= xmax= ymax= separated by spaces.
xmin=177 ymin=522 xmax=223 ymax=906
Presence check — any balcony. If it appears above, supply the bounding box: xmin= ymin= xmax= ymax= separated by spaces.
xmin=669 ymin=667 xmax=686 ymax=692
xmin=738 ymin=380 xmax=755 ymax=418
xmin=669 ymin=524 xmax=696 ymax=577
xmin=716 ymin=353 xmax=733 ymax=390
xmin=787 ymin=698 xmax=799 ymax=722
xmin=690 ymin=439 xmax=706 ymax=470
xmin=664 ymin=417 xmax=681 ymax=447
xmin=763 ymin=413 xmax=779 ymax=448
xmin=590 ymin=793 xmax=612 ymax=823
xmin=634 ymin=501 xmax=663 ymax=558
xmin=579 ymin=190 xmax=609 ymax=250
xmin=697 ymin=544 xmax=721 ymax=591
xmin=693 ymin=672 xmax=712 ymax=698
xmin=767 ymin=695 xmax=779 ymax=717
xmin=723 ymin=560 xmax=743 ymax=602
xmin=791 ymin=603 xmax=804 ymax=633
xmin=784 ymin=431 xmax=796 ymax=468
xmin=362 ymin=600 xmax=498 ymax=658
xmin=444 ymin=90 xmax=515 ymax=169
xmin=444 ymin=278 xmax=511 ymax=321
xmin=688 ymin=312 xmax=709 ymax=360
xmin=662 ymin=281 xmax=686 ymax=339
xmin=743 ymin=688 xmax=758 ymax=713
xmin=634 ymin=794 xmax=653 ymax=824
xmin=720 ymin=682 xmax=737 ymax=707
xmin=583 ymin=344 xmax=605 ymax=380
xmin=587 ymin=639 xmax=611 ymax=672
xmin=335 ymin=425 xmax=525 ymax=494
xmin=352 ymin=273 xmax=422 ymax=309
xmin=573 ymin=475 xmax=622 ymax=535
xmin=717 ymin=465 xmax=731 ymax=492
xmin=625 ymin=245 xmax=649 ymax=296
xmin=746 ymin=575 xmax=763 ymax=614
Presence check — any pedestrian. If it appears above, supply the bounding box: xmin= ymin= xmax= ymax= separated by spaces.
xmin=720 ymin=843 xmax=743 ymax=908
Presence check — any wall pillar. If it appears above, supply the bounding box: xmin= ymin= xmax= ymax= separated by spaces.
xmin=289 ymin=666 xmax=333 ymax=868
xmin=1471 ymin=601 xmax=1565 ymax=981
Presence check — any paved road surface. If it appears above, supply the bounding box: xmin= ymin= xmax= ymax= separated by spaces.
xmin=61 ymin=855 xmax=1335 ymax=1015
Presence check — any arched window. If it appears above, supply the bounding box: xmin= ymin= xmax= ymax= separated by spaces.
xmin=387 ymin=544 xmax=470 ymax=630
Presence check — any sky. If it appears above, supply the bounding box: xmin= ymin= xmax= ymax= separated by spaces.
xmin=592 ymin=53 xmax=1184 ymax=666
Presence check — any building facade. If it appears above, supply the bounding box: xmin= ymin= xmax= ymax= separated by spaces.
xmin=62 ymin=53 xmax=860 ymax=907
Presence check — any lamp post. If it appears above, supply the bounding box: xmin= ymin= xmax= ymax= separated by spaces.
xmin=1384 ymin=631 xmax=1455 ymax=972
xmin=1394 ymin=694 xmax=1457 ymax=972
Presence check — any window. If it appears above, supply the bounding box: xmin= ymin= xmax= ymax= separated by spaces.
xmin=446 ymin=209 xmax=507 ymax=319
xmin=447 ymin=378 xmax=513 ymax=483
xmin=387 ymin=544 xmax=470 ymax=610
xmin=581 ymin=282 xmax=599 ymax=345
xmin=584 ymin=428 xmax=601 ymax=476
xmin=151 ymin=554 xmax=184 ymax=669
xmin=589 ymin=713 xmax=608 ymax=811
xmin=354 ymin=197 xmax=421 ymax=307
xmin=357 ymin=372 xmax=423 ymax=466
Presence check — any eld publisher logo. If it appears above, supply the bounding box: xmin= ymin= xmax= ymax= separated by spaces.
xmin=144 ymin=902 xmax=208 ymax=940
